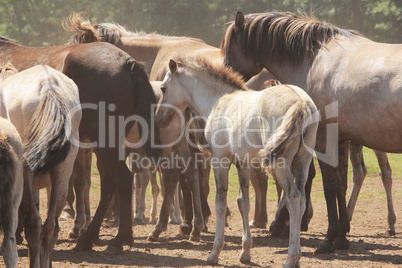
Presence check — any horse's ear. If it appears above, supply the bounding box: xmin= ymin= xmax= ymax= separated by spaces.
xmin=169 ymin=59 xmax=177 ymax=74
xmin=235 ymin=11 xmax=244 ymax=30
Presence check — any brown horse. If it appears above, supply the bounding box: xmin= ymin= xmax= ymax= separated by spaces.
xmin=221 ymin=11 xmax=402 ymax=254
xmin=64 ymin=14 xmax=224 ymax=239
xmin=0 ymin=36 xmax=159 ymax=264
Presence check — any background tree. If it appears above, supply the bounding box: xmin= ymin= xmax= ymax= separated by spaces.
xmin=0 ymin=0 xmax=400 ymax=47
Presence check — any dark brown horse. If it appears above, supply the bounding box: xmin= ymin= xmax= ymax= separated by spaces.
xmin=0 ymin=36 xmax=159 ymax=265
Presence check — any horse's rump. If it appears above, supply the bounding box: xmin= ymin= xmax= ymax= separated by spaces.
xmin=23 ymin=68 xmax=75 ymax=175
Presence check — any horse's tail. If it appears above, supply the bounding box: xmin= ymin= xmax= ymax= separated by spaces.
xmin=24 ymin=72 xmax=72 ymax=175
xmin=258 ymin=100 xmax=309 ymax=166
xmin=128 ymin=59 xmax=161 ymax=159
xmin=0 ymin=135 xmax=19 ymax=234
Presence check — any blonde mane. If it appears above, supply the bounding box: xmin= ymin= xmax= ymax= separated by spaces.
xmin=65 ymin=13 xmax=206 ymax=45
xmin=174 ymin=56 xmax=248 ymax=92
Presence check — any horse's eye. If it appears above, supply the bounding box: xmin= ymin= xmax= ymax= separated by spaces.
xmin=160 ymin=86 xmax=166 ymax=94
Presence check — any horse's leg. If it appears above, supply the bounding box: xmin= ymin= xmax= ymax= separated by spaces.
xmin=83 ymin=148 xmax=92 ymax=232
xmin=199 ymin=158 xmax=211 ymax=232
xmin=179 ymin=176 xmax=194 ymax=236
xmin=75 ymin=151 xmax=116 ymax=251
xmin=207 ymin=166 xmax=229 ymax=265
xmin=21 ymin=170 xmax=41 ymax=268
xmin=301 ymin=160 xmax=315 ymax=231
xmin=61 ymin=175 xmax=75 ymax=219
xmin=282 ymin=137 xmax=313 ymax=268
xmin=189 ymin=168 xmax=204 ymax=241
xmin=237 ymin=166 xmax=253 ymax=263
xmin=335 ymin=140 xmax=350 ymax=250
xmin=249 ymin=168 xmax=262 ymax=228
xmin=315 ymin=140 xmax=350 ymax=254
xmin=250 ymin=168 xmax=268 ymax=228
xmin=174 ymin=184 xmax=182 ymax=224
xmin=269 ymin=160 xmax=315 ymax=236
xmin=1 ymin=159 xmax=23 ymax=268
xmin=112 ymin=188 xmax=121 ymax=223
xmin=149 ymin=169 xmax=159 ymax=224
xmin=148 ymin=168 xmax=180 ymax=241
xmin=347 ymin=141 xmax=366 ymax=223
xmin=104 ymin=156 xmax=134 ymax=254
xmin=180 ymin=149 xmax=204 ymax=241
xmin=159 ymin=170 xmax=178 ymax=224
xmin=41 ymin=157 xmax=75 ymax=267
xmin=134 ymin=169 xmax=150 ymax=223
xmin=373 ymin=150 xmax=396 ymax=236
xmin=169 ymin=183 xmax=181 ymax=224
xmin=69 ymin=148 xmax=87 ymax=238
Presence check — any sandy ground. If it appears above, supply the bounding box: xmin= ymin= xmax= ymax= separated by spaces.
xmin=1 ymin=172 xmax=401 ymax=267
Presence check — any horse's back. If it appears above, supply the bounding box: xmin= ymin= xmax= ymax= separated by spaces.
xmin=0 ymin=65 xmax=80 ymax=133
xmin=316 ymin=39 xmax=402 ymax=150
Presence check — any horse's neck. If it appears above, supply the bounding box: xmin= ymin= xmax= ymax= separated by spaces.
xmin=182 ymin=72 xmax=240 ymax=118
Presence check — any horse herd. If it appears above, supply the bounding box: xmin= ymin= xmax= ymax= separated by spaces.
xmin=0 ymin=10 xmax=400 ymax=268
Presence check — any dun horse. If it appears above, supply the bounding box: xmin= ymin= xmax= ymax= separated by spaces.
xmin=0 ymin=63 xmax=81 ymax=267
xmin=221 ymin=11 xmax=402 ymax=253
xmin=0 ymin=37 xmax=159 ymax=266
xmin=155 ymin=57 xmax=318 ymax=267
xmin=0 ymin=117 xmax=23 ymax=268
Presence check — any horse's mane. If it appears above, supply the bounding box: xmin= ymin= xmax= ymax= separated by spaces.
xmin=174 ymin=56 xmax=247 ymax=92
xmin=65 ymin=13 xmax=206 ymax=45
xmin=0 ymin=36 xmax=17 ymax=43
xmin=221 ymin=11 xmax=361 ymax=65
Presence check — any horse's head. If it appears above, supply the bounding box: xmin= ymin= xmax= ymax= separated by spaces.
xmin=0 ymin=62 xmax=19 ymax=83
xmin=220 ymin=12 xmax=262 ymax=81
xmin=155 ymin=59 xmax=188 ymax=128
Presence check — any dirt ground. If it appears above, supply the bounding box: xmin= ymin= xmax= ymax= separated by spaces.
xmin=2 ymin=171 xmax=401 ymax=267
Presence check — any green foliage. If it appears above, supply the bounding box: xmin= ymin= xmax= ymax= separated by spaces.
xmin=0 ymin=0 xmax=400 ymax=46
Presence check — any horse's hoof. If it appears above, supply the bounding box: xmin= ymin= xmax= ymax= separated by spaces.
xmin=147 ymin=232 xmax=159 ymax=242
xmin=250 ymin=220 xmax=267 ymax=229
xmin=239 ymin=253 xmax=251 ymax=263
xmin=105 ymin=244 xmax=123 ymax=255
xmin=301 ymin=224 xmax=309 ymax=232
xmin=202 ymin=226 xmax=209 ymax=233
xmin=149 ymin=217 xmax=157 ymax=224
xmin=133 ymin=218 xmax=144 ymax=225
xmin=69 ymin=230 xmax=79 ymax=239
xmin=189 ymin=232 xmax=201 ymax=242
xmin=335 ymin=237 xmax=349 ymax=250
xmin=207 ymin=253 xmax=219 ymax=265
xmin=314 ymin=240 xmax=335 ymax=254
xmin=386 ymin=230 xmax=396 ymax=237
xmin=268 ymin=220 xmax=288 ymax=238
xmin=74 ymin=240 xmax=93 ymax=251
xmin=61 ymin=208 xmax=75 ymax=219
xmin=180 ymin=223 xmax=192 ymax=236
